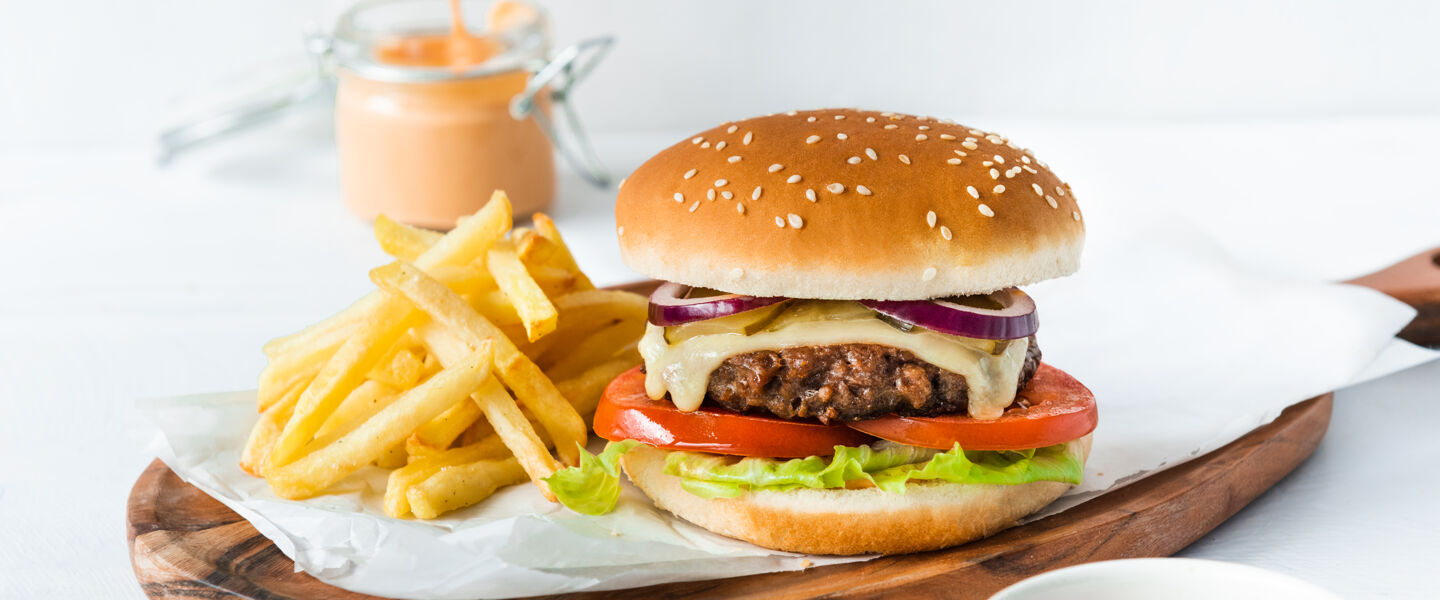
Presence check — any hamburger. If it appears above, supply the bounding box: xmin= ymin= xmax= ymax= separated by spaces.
xmin=548 ymin=108 xmax=1097 ymax=555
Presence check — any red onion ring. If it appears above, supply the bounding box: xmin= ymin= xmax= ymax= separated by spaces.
xmin=648 ymin=282 xmax=785 ymax=326
xmin=858 ymin=288 xmax=1038 ymax=340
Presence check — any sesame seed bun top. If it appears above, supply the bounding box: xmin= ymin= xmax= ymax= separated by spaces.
xmin=614 ymin=108 xmax=1085 ymax=300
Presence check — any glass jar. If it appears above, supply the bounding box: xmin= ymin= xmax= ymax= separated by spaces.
xmin=333 ymin=0 xmax=565 ymax=228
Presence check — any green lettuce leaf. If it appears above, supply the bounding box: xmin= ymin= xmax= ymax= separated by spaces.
xmin=544 ymin=439 xmax=640 ymax=515
xmin=664 ymin=441 xmax=1085 ymax=500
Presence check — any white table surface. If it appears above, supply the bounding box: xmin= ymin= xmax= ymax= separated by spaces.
xmin=1 ymin=111 xmax=1437 ymax=599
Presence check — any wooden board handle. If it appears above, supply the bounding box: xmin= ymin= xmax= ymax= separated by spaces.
xmin=1345 ymin=246 xmax=1440 ymax=347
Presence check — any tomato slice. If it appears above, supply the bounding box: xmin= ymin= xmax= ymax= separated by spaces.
xmin=847 ymin=363 xmax=1097 ymax=450
xmin=594 ymin=366 xmax=876 ymax=457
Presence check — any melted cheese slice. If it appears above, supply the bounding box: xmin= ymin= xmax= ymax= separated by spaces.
xmin=638 ymin=301 xmax=1030 ymax=420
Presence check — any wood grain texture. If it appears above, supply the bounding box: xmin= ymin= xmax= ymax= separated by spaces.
xmin=128 ymin=396 xmax=1331 ymax=600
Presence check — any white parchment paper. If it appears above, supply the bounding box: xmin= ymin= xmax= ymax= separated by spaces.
xmin=139 ymin=212 xmax=1438 ymax=599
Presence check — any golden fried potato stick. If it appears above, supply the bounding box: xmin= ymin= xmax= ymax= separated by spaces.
xmin=554 ymin=350 xmax=642 ymax=419
xmin=406 ymin=398 xmax=483 ymax=457
xmin=265 ymin=300 xmax=425 ymax=473
xmin=312 ymin=380 xmax=398 ymax=442
xmin=266 ymin=344 xmax=494 ymax=499
xmin=257 ymin=347 xmax=327 ymax=412
xmin=532 ymin=213 xmax=595 ymax=290
xmin=374 ymin=214 xmax=443 ymax=262
xmin=486 ymin=239 xmax=558 ymax=342
xmin=542 ymin=319 xmax=644 ymax=380
xmin=241 ymin=380 xmax=303 ymax=477
xmin=526 ymin=290 xmax=648 ymax=363
xmin=367 ymin=346 xmax=426 ymax=389
xmin=376 ymin=442 xmax=408 ymax=469
xmin=406 ymin=457 xmax=527 ymax=519
xmin=259 ymin=192 xmax=513 ymax=379
xmin=384 ymin=435 xmax=511 ymax=517
xmin=372 ymin=262 xmax=587 ymax=468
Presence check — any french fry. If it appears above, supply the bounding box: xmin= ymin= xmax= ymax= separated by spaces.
xmin=458 ymin=415 xmax=496 ymax=446
xmin=313 ymin=380 xmax=398 ymax=441
xmin=522 ymin=289 xmax=648 ymax=360
xmin=374 ymin=214 xmax=443 ymax=262
xmin=406 ymin=456 xmax=528 ymax=519
xmin=368 ymin=345 xmax=426 ymax=390
xmin=555 ymin=351 xmax=642 ymax=419
xmin=406 ymin=398 xmax=483 ymax=457
xmin=267 ymin=344 xmax=494 ymax=499
xmin=543 ymin=319 xmax=644 ymax=380
xmin=384 ymin=435 xmax=510 ymax=517
xmin=266 ymin=301 xmax=425 ymax=472
xmin=486 ymin=239 xmax=558 ymax=342
xmin=532 ymin=213 xmax=595 ymax=290
xmin=371 ymin=262 xmax=587 ymax=469
xmin=258 ymin=192 xmax=513 ymax=384
xmin=257 ymin=346 xmax=327 ymax=412
xmin=376 ymin=442 xmax=408 ymax=469
xmin=241 ymin=381 xmax=304 ymax=477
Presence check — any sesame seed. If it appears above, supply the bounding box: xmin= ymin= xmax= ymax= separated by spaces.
xmin=775 ymin=216 xmax=785 ymax=228
xmin=881 ymin=112 xmax=895 ymax=117
xmin=926 ymin=211 xmax=937 ymax=228
xmin=787 ymin=174 xmax=802 ymax=183
xmin=1023 ymin=166 xmax=1038 ymax=174
xmin=990 ymin=168 xmax=1000 ymax=179
xmin=617 ymin=226 xmax=625 ymax=236
xmin=673 ymin=193 xmax=685 ymax=202
xmin=1021 ymin=155 xmax=1032 ymax=164
xmin=940 ymin=225 xmax=953 ymax=241
xmin=805 ymin=189 xmax=817 ymax=202
xmin=788 ymin=214 xmax=804 ymax=228
xmin=847 ymin=156 xmax=862 ymax=165
xmin=736 ymin=202 xmax=745 ymax=214
xmin=1057 ymin=187 xmax=1067 ymax=197
xmin=986 ymin=135 xmax=1004 ymax=144
xmin=993 ymin=185 xmax=1006 ymax=193
xmin=967 ymin=186 xmax=980 ymax=199
xmin=721 ymin=190 xmax=734 ymax=200
xmin=856 ymin=185 xmax=872 ymax=196
xmin=1046 ymin=195 xmax=1059 ymax=208
xmin=807 ymin=116 xmax=817 ymax=122
xmin=752 ymin=186 xmax=763 ymax=200
xmin=837 ymin=133 xmax=849 ymax=140
xmin=865 ymin=116 xmax=876 ymax=123
xmin=922 ymin=267 xmax=937 ymax=282
xmin=707 ymin=189 xmax=716 ymax=201
xmin=827 ymin=183 xmax=845 ymax=194
xmin=915 ymin=134 xmax=928 ymax=141
xmin=993 ymin=155 xmax=1005 ymax=164
xmin=701 ymin=142 xmax=711 ymax=149
xmin=806 ymin=135 xmax=821 ymax=144
xmin=918 ymin=125 xmax=931 ymax=131
xmin=1005 ymin=169 xmax=1017 ymax=179
xmin=618 ymin=177 xmax=626 ymax=189
xmin=728 ymin=155 xmax=742 ymax=163
xmin=743 ymin=131 xmax=754 ymax=145
xmin=726 ymin=125 xmax=738 ymax=134
xmin=899 ymin=154 xmax=911 ymax=165
xmin=884 ymin=124 xmax=898 ymax=130
xmin=692 ymin=136 xmax=704 ymax=144
xmin=968 ymin=129 xmax=983 ymax=135
xmin=962 ymin=141 xmax=979 ymax=150
xmin=769 ymin=164 xmax=784 ymax=173
xmin=684 ymin=168 xmax=697 ymax=180
xmin=947 ymin=158 xmax=962 ymax=165
xmin=715 ymin=179 xmax=728 ymax=186
xmin=1073 ymin=211 xmax=1081 ymax=221
xmin=939 ymin=134 xmax=956 ymax=140
xmin=979 ymin=204 xmax=995 ymax=217
xmin=865 ymin=148 xmax=877 ymax=160
xmin=835 ymin=115 xmax=845 ymax=120
xmin=1032 ymin=183 xmax=1044 ymax=196
xmin=954 ymin=149 xmax=967 ymax=157
xmin=689 ymin=201 xmax=700 ymax=213
xmin=983 ymin=161 xmax=993 ymax=167
xmin=729 ymin=267 xmax=745 ymax=279
xmin=716 ymin=141 xmax=728 ymax=150
xmin=786 ymin=110 xmax=798 ymax=116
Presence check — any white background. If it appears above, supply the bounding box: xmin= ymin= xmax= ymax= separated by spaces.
xmin=2 ymin=1 xmax=1439 ymax=599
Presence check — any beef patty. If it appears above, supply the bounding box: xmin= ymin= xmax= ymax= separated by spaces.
xmin=704 ymin=337 xmax=1040 ymax=424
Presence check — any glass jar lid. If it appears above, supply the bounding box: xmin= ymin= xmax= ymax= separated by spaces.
xmin=331 ymin=0 xmax=551 ymax=83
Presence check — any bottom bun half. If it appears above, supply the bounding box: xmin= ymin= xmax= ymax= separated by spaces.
xmin=620 ymin=434 xmax=1092 ymax=555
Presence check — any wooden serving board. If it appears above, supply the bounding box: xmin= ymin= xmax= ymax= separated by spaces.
xmin=127 ymin=249 xmax=1440 ymax=600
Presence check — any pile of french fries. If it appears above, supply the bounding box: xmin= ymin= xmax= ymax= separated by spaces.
xmin=242 ymin=191 xmax=646 ymax=519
